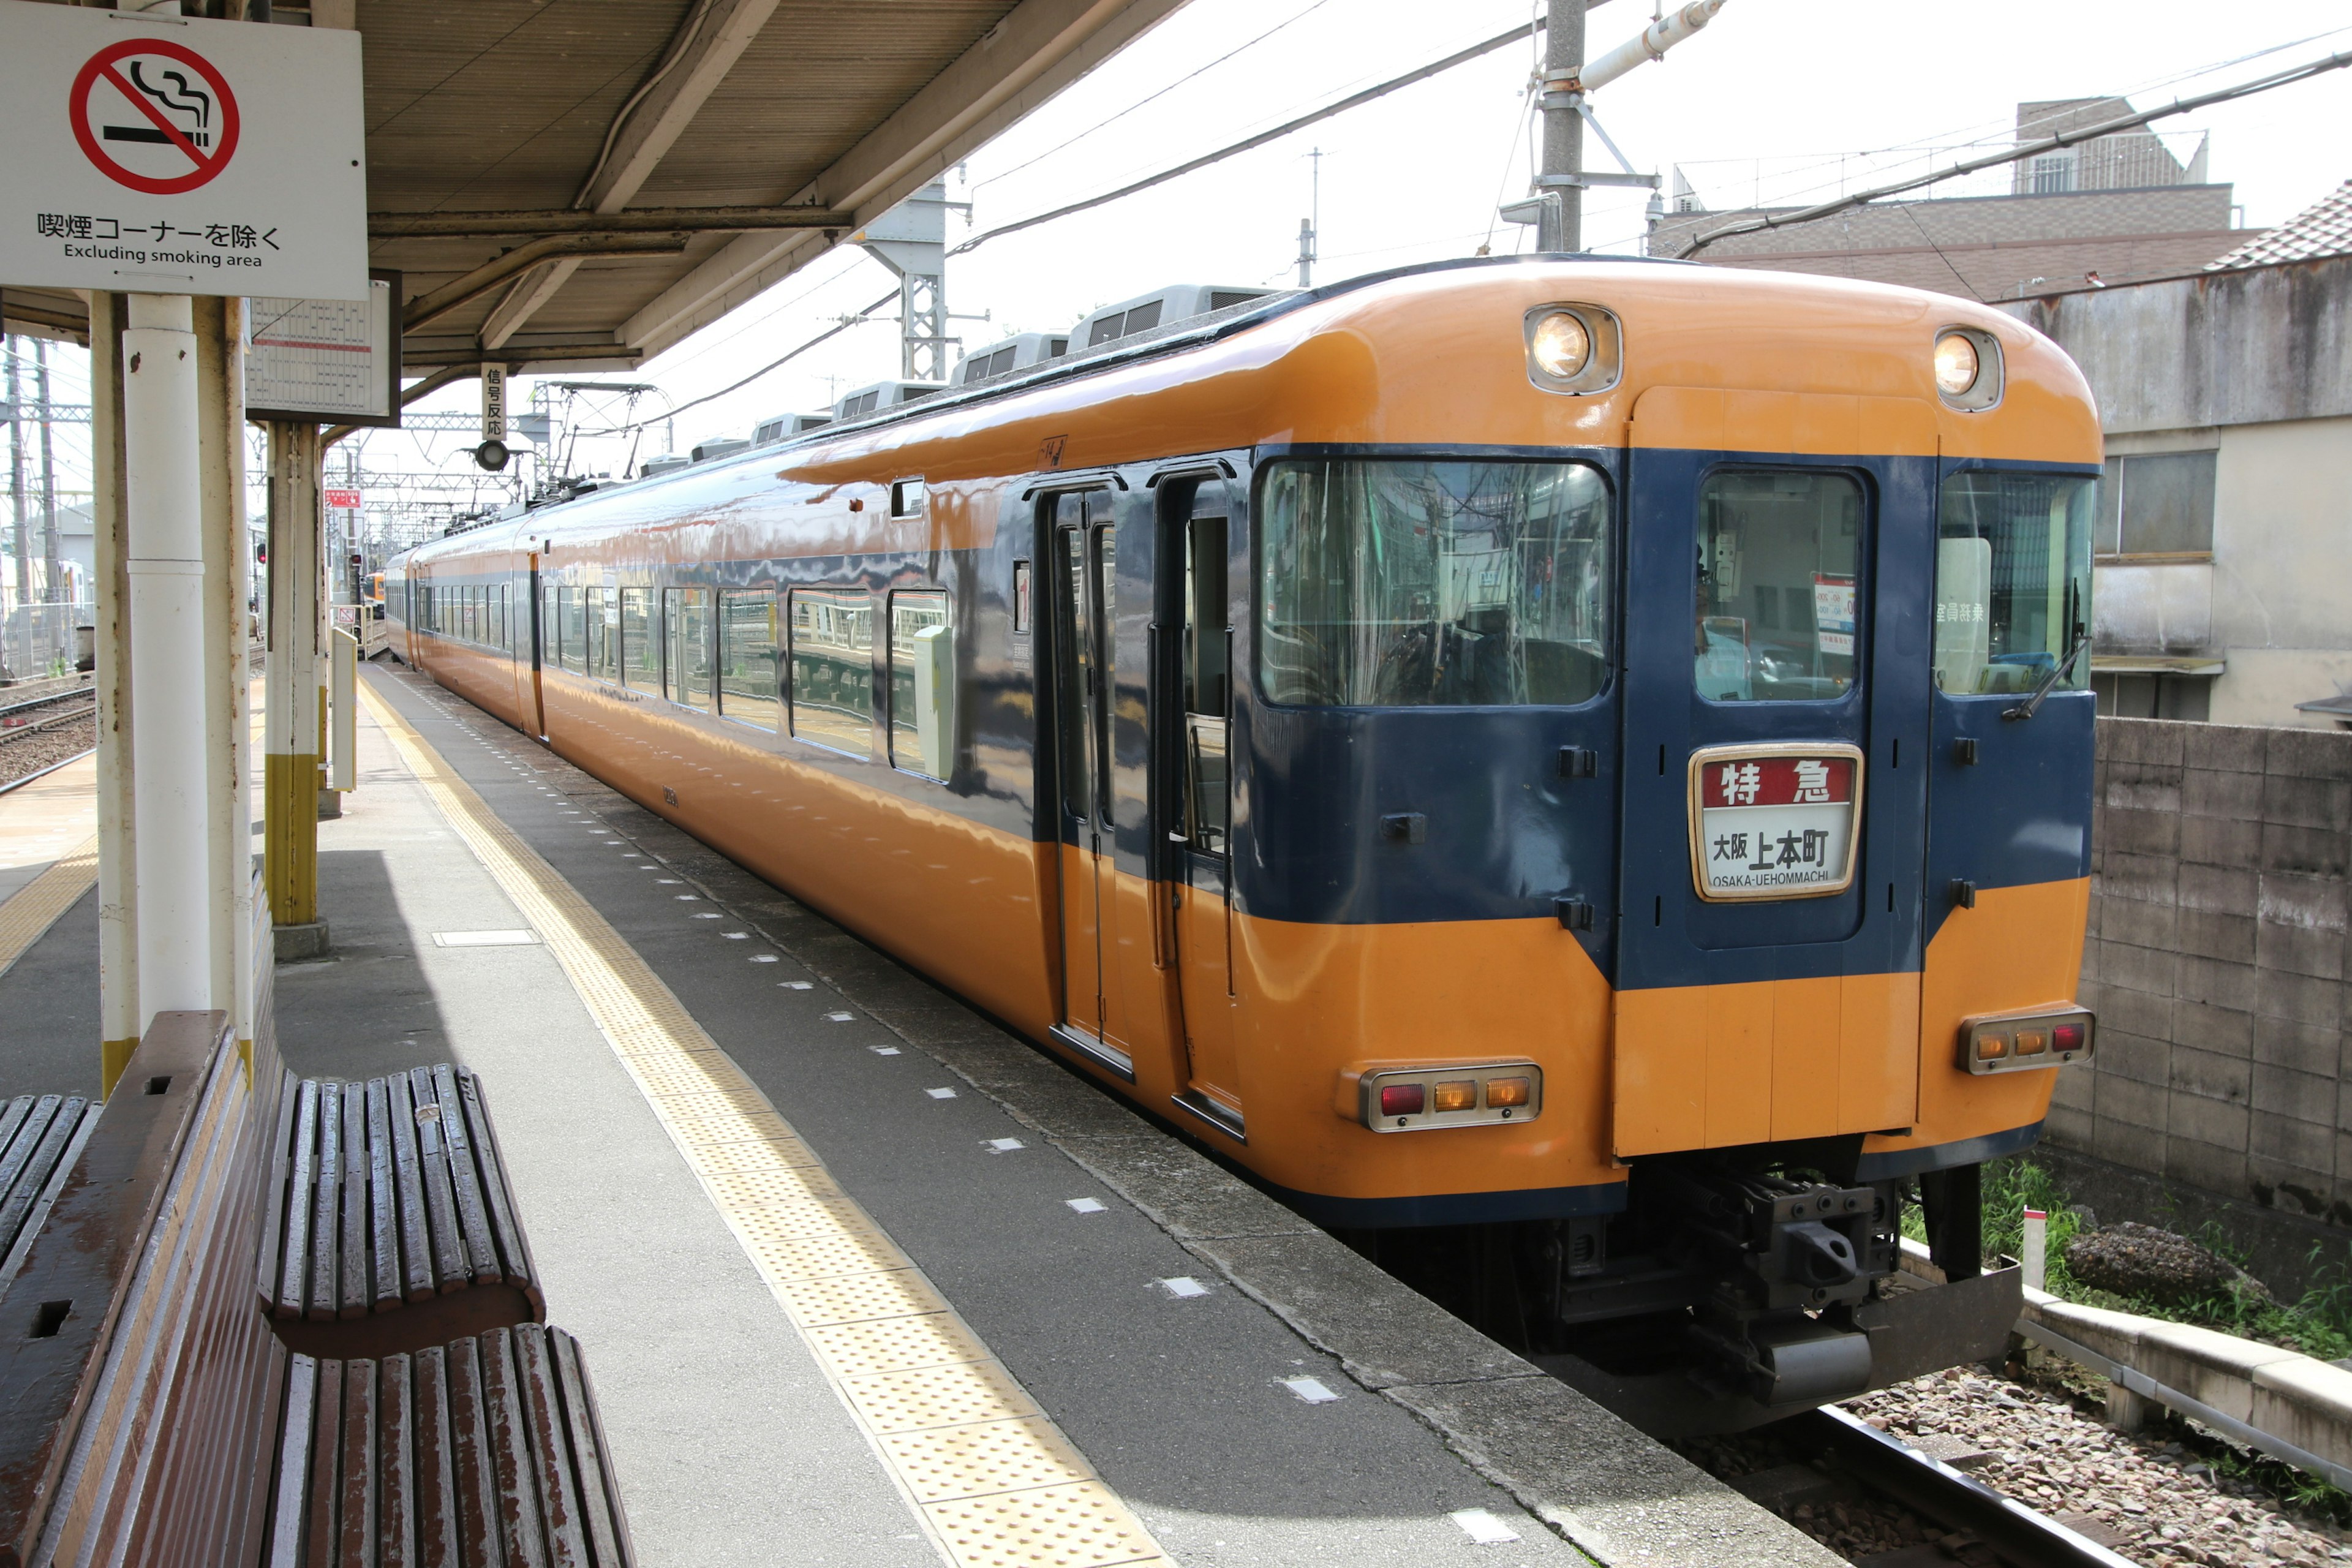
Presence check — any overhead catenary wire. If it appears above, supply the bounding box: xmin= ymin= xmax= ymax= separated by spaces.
xmin=608 ymin=289 xmax=900 ymax=433
xmin=1679 ymin=46 xmax=2352 ymax=257
xmin=951 ymin=17 xmax=1547 ymax=258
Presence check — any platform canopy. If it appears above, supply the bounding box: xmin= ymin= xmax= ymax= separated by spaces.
xmin=2 ymin=0 xmax=1188 ymax=377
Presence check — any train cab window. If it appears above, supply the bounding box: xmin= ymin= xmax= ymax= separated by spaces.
xmin=1694 ymin=471 xmax=1863 ymax=702
xmin=1257 ymin=459 xmax=1610 ymax=707
xmin=1182 ymin=516 xmax=1230 ymax=853
xmin=717 ymin=589 xmax=779 ymax=730
xmin=664 ymin=587 xmax=713 ymax=710
xmin=789 ymin=588 xmax=876 ymax=756
xmin=887 ymin=590 xmax=953 ymax=781
xmin=559 ymin=588 xmax=587 ymax=674
xmin=619 ymin=588 xmax=657 ymax=690
xmin=1935 ymin=471 xmax=2095 ymax=696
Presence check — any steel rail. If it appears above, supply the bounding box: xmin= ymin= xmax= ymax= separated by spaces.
xmin=1789 ymin=1406 xmax=2138 ymax=1568
xmin=0 ymin=704 xmax=98 ymax=741
xmin=0 ymin=686 xmax=96 ymax=725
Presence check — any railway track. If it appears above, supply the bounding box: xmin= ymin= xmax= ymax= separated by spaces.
xmin=1722 ymin=1406 xmax=2139 ymax=1567
xmin=0 ymin=701 xmax=97 ymax=741
xmin=0 ymin=683 xmax=96 ymax=728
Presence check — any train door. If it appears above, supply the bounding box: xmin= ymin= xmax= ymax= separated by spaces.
xmin=1049 ymin=491 xmax=1134 ymax=1073
xmin=1610 ymin=394 xmax=1936 ymax=1159
xmin=1163 ymin=486 xmax=1241 ymax=1125
xmin=526 ymin=553 xmax=548 ymax=741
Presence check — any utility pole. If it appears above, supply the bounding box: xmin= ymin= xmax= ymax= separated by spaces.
xmin=1539 ymin=0 xmax=1586 ymax=252
xmin=1297 ymin=146 xmax=1323 ymax=287
xmin=36 ymin=338 xmax=58 ymax=603
xmin=6 ymin=336 xmax=27 ymax=611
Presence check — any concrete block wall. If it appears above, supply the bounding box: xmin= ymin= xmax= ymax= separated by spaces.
xmin=2046 ymin=718 xmax=2352 ymax=1223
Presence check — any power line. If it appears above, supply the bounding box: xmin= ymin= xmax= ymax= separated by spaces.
xmin=1680 ymin=45 xmax=2352 ymax=256
xmin=611 ymin=289 xmax=900 ymax=432
xmin=974 ymin=0 xmax=1338 ymax=194
xmin=951 ymin=18 xmax=1544 ymax=258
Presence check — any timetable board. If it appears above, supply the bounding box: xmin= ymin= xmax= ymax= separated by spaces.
xmin=246 ymin=272 xmax=400 ymax=425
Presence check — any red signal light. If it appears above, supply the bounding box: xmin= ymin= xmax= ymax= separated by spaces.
xmin=2052 ymin=1022 xmax=2086 ymax=1053
xmin=1378 ymin=1084 xmax=1425 ymax=1118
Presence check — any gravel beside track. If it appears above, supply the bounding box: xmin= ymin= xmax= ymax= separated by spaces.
xmin=1687 ymin=1365 xmax=2352 ymax=1566
xmin=0 ymin=676 xmax=93 ymax=710
xmin=0 ymin=714 xmax=94 ymax=788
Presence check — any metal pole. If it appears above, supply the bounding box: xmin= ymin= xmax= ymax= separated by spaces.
xmin=6 ymin=336 xmax=27 ymax=613
xmin=89 ymin=292 xmax=138 ymax=1091
xmin=122 ymin=294 xmax=214 ymax=1034
xmin=264 ymin=418 xmax=326 ymax=948
xmin=1539 ymin=0 xmax=1586 ymax=252
xmin=36 ymin=339 xmax=58 ymax=603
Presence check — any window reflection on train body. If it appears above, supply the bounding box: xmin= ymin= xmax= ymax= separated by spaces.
xmin=1257 ymin=461 xmax=1610 ymax=707
xmin=718 ymin=589 xmax=778 ymax=729
xmin=887 ymin=590 xmax=951 ymax=778
xmin=1694 ymin=472 xmax=1863 ymax=703
xmin=665 ymin=587 xmax=712 ymax=710
xmin=788 ymin=587 xmax=875 ymax=755
xmin=1935 ymin=472 xmax=2095 ymax=697
xmin=619 ymin=588 xmax=656 ymax=691
xmin=1183 ymin=516 xmax=1229 ymax=854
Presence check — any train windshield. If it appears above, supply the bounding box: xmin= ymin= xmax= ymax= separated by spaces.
xmin=1934 ymin=472 xmax=2095 ymax=696
xmin=1693 ymin=470 xmax=1864 ymax=702
xmin=1256 ymin=459 xmax=1609 ymax=707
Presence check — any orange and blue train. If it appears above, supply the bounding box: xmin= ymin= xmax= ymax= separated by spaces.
xmin=388 ymin=256 xmax=2100 ymax=1431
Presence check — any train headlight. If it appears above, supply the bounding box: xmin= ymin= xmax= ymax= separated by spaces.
xmin=1522 ymin=304 xmax=1622 ymax=396
xmin=1932 ymin=327 xmax=2003 ymax=410
xmin=1359 ymin=1064 xmax=1542 ymax=1131
xmin=1531 ymin=311 xmax=1591 ymax=379
xmin=1958 ymin=1005 xmax=2092 ymax=1075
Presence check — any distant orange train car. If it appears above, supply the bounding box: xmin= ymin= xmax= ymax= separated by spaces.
xmin=390 ymin=257 xmax=2100 ymax=1431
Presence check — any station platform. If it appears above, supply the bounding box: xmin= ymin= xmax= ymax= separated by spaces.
xmin=0 ymin=662 xmax=1839 ymax=1568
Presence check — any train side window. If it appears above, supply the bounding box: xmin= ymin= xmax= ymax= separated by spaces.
xmin=887 ymin=590 xmax=953 ymax=781
xmin=579 ymin=588 xmax=603 ymax=676
xmin=494 ymin=585 xmax=508 ymax=650
xmin=619 ymin=588 xmax=657 ymax=690
xmin=593 ymin=590 xmax=619 ymax=682
xmin=464 ymin=586 xmax=480 ymax=645
xmin=1694 ymin=471 xmax=1863 ymax=703
xmin=1183 ymin=516 xmax=1229 ymax=854
xmin=1011 ymin=560 xmax=1031 ymax=635
xmin=664 ymin=587 xmax=712 ymax=710
xmin=717 ymin=589 xmax=779 ymax=731
xmin=1936 ymin=471 xmax=2095 ymax=696
xmin=541 ymin=584 xmax=557 ymax=666
xmin=788 ymin=587 xmax=876 ymax=756
xmin=559 ymin=587 xmax=587 ymax=674
xmin=1257 ymin=459 xmax=1610 ymax=707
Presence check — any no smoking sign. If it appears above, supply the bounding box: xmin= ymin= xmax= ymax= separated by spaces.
xmin=71 ymin=39 xmax=242 ymax=196
xmin=0 ymin=0 xmax=364 ymax=298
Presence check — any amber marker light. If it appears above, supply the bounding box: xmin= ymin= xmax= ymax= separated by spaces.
xmin=1977 ymin=1031 xmax=2011 ymax=1061
xmin=1485 ymin=1077 xmax=1531 ymax=1109
xmin=1431 ymin=1081 xmax=1478 ymax=1114
xmin=2015 ymin=1029 xmax=2049 ymax=1057
xmin=1934 ymin=332 xmax=1980 ymax=397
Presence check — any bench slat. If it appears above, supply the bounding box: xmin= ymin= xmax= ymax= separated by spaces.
xmin=264 ymin=1353 xmax=317 ymax=1568
xmin=301 ymin=1346 xmax=344 ymax=1566
xmin=388 ymin=1074 xmax=435 ymax=1305
xmin=368 ymin=1080 xmax=400 ymax=1314
xmin=480 ymin=1329 xmax=554 ymax=1568
xmin=437 ymin=1065 xmax=502 ymax=1291
xmin=412 ymin=1344 xmax=461 ymax=1568
xmin=307 ymin=1082 xmax=342 ymax=1322
xmin=380 ymin=1351 xmax=416 ymax=1567
xmin=341 ymin=1087 xmax=369 ymax=1320
xmin=551 ymin=1327 xmax=634 ymax=1567
xmin=461 ymin=1072 xmax=535 ymax=1292
xmin=446 ymin=1333 xmax=503 ymax=1567
xmin=257 ymin=1071 xmax=300 ymax=1321
xmin=410 ymin=1067 xmax=470 ymax=1296
xmin=0 ymin=1096 xmax=94 ymax=1281
xmin=278 ymin=1079 xmax=320 ymax=1319
xmin=515 ymin=1327 xmax=592 ymax=1567
xmin=339 ymin=1359 xmax=379 ymax=1565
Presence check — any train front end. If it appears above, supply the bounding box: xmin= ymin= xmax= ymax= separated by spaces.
xmin=1220 ymin=262 xmax=2101 ymax=1431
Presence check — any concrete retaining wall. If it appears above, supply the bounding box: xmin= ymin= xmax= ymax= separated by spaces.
xmin=2046 ymin=717 xmax=2352 ymax=1238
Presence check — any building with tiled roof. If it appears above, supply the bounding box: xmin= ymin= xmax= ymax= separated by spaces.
xmin=2206 ymin=178 xmax=2352 ymax=270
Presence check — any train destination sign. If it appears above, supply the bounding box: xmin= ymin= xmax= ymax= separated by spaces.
xmin=0 ymin=0 xmax=366 ymax=298
xmin=1688 ymin=745 xmax=1864 ymax=901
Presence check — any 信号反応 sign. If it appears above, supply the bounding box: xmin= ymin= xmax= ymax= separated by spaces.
xmin=0 ymin=0 xmax=364 ymax=298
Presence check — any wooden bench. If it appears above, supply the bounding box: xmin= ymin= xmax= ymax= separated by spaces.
xmin=0 ymin=1093 xmax=97 ymax=1289
xmin=263 ymin=1325 xmax=633 ymax=1567
xmin=259 ymin=1065 xmax=545 ymax=1359
xmin=0 ymin=1014 xmax=633 ymax=1567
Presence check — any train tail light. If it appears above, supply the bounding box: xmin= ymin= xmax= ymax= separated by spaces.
xmin=1360 ymin=1065 xmax=1542 ymax=1132
xmin=1959 ymin=1006 xmax=2093 ymax=1076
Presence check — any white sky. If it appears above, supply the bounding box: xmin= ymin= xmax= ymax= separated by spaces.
xmin=9 ymin=0 xmax=2351 ymax=542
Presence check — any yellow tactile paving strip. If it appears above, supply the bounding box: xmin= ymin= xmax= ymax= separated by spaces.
xmin=360 ymin=681 xmax=1169 ymax=1568
xmin=0 ymin=834 xmax=97 ymax=982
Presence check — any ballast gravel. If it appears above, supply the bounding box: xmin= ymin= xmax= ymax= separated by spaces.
xmin=0 ymin=710 xmax=94 ymax=788
xmin=1686 ymin=1365 xmax=2352 ymax=1566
